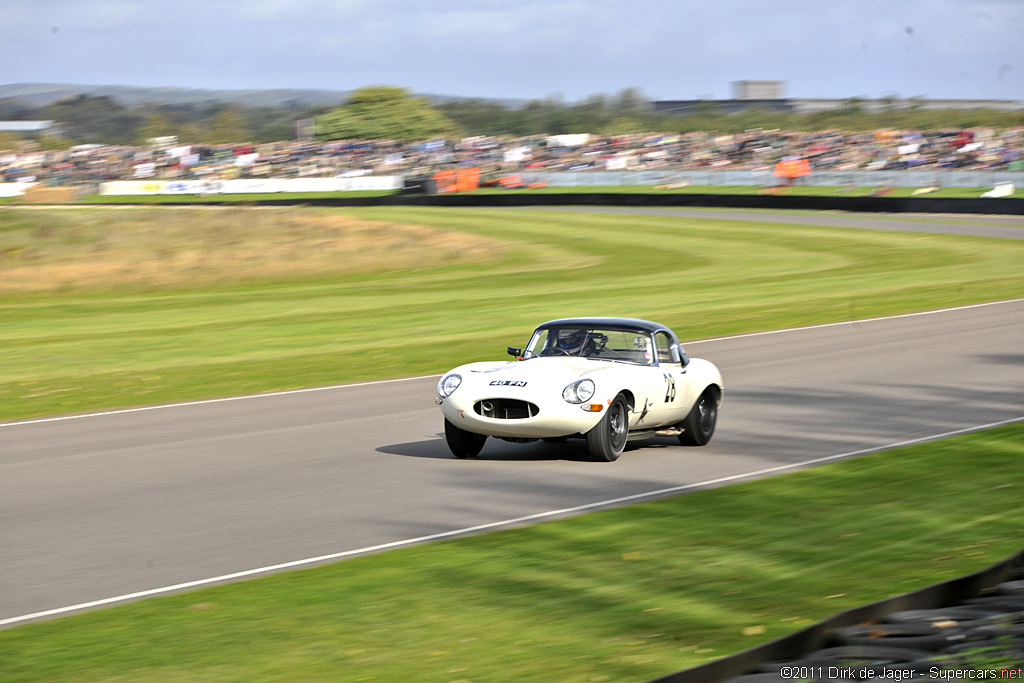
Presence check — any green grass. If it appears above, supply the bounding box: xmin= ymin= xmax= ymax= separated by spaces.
xmin=1 ymin=423 xmax=1021 ymax=683
xmin=1 ymin=206 xmax=1023 ymax=422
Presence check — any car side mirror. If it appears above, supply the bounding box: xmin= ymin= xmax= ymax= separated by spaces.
xmin=507 ymin=346 xmax=522 ymax=358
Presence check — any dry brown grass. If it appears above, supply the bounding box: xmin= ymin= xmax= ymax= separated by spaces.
xmin=18 ymin=186 xmax=81 ymax=204
xmin=0 ymin=207 xmax=504 ymax=293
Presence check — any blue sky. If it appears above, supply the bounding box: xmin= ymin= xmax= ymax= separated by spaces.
xmin=3 ymin=0 xmax=1022 ymax=102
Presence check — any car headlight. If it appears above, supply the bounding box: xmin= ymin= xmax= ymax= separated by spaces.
xmin=562 ymin=378 xmax=595 ymax=404
xmin=437 ymin=373 xmax=462 ymax=398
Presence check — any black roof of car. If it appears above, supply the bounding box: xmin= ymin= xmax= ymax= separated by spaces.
xmin=537 ymin=317 xmax=673 ymax=335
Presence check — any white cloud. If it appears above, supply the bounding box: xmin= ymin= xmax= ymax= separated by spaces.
xmin=1 ymin=0 xmax=1020 ymax=100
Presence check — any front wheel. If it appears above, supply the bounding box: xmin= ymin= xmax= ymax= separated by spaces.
xmin=444 ymin=419 xmax=487 ymax=458
xmin=678 ymin=388 xmax=718 ymax=446
xmin=585 ymin=394 xmax=628 ymax=462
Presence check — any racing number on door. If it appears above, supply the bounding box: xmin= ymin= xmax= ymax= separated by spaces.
xmin=662 ymin=373 xmax=676 ymax=403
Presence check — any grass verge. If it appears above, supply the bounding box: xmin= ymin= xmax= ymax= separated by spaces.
xmin=1 ymin=423 xmax=1021 ymax=682
xmin=1 ymin=206 xmax=1022 ymax=422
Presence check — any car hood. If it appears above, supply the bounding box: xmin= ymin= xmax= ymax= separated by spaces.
xmin=462 ymin=356 xmax=609 ymax=377
xmin=449 ymin=356 xmax=627 ymax=395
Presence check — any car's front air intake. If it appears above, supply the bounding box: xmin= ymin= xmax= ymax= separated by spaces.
xmin=474 ymin=399 xmax=539 ymax=419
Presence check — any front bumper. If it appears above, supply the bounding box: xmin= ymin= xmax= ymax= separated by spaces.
xmin=437 ymin=391 xmax=606 ymax=438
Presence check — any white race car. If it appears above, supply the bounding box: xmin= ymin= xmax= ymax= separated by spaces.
xmin=435 ymin=317 xmax=723 ymax=461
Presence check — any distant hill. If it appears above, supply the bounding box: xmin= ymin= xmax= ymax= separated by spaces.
xmin=0 ymin=83 xmax=352 ymax=108
xmin=0 ymin=83 xmax=527 ymax=110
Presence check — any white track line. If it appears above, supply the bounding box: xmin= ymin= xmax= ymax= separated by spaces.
xmin=2 ymin=298 xmax=1021 ymax=428
xmin=0 ymin=374 xmax=443 ymax=427
xmin=2 ymin=416 xmax=1019 ymax=628
xmin=685 ymin=298 xmax=1024 ymax=345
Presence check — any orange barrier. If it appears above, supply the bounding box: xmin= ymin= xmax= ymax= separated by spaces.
xmin=432 ymin=169 xmax=456 ymax=193
xmin=431 ymin=167 xmax=481 ymax=193
xmin=455 ymin=167 xmax=479 ymax=192
xmin=498 ymin=174 xmax=527 ymax=189
xmin=429 ymin=169 xmax=544 ymax=193
xmin=773 ymin=158 xmax=810 ymax=179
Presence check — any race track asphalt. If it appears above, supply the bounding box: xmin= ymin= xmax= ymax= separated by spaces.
xmin=1 ymin=210 xmax=1022 ymax=627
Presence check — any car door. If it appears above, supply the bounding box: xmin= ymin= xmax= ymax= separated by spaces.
xmin=616 ymin=332 xmax=667 ymax=430
xmin=652 ymin=332 xmax=696 ymax=426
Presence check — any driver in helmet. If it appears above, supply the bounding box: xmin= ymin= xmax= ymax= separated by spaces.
xmin=555 ymin=329 xmax=589 ymax=355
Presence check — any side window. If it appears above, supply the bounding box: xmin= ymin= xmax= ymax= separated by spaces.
xmin=654 ymin=332 xmax=674 ymax=365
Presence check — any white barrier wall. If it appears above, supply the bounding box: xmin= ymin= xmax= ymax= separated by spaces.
xmin=54 ymin=170 xmax=1024 ymax=197
xmin=99 ymin=177 xmax=403 ymax=195
xmin=0 ymin=182 xmax=39 ymax=197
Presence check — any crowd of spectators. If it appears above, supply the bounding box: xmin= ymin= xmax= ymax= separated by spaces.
xmin=2 ymin=127 xmax=1022 ymax=187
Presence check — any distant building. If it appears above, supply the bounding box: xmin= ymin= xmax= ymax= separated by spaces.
xmin=653 ymin=82 xmax=1024 ymax=116
xmin=732 ymin=80 xmax=785 ymax=100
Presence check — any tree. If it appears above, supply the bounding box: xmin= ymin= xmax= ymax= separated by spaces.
xmin=0 ymin=131 xmax=22 ymax=150
xmin=612 ymin=87 xmax=649 ymax=120
xmin=176 ymin=123 xmax=204 ymax=144
xmin=135 ymin=113 xmax=174 ymax=146
xmin=316 ymin=86 xmax=457 ymax=140
xmin=35 ymin=134 xmax=75 ymax=150
xmin=840 ymin=97 xmax=866 ymax=117
xmin=438 ymin=99 xmax=517 ymax=136
xmin=599 ymin=116 xmax=648 ymax=135
xmin=40 ymin=95 xmax=141 ymax=145
xmin=208 ymin=109 xmax=250 ymax=144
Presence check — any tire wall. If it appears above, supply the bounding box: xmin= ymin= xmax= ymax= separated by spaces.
xmin=408 ymin=192 xmax=1024 ymax=214
xmin=648 ymin=548 xmax=1024 ymax=683
xmin=155 ymin=193 xmax=1024 ymax=214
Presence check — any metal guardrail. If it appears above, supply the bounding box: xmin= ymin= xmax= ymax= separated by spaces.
xmin=518 ymin=170 xmax=1024 ymax=189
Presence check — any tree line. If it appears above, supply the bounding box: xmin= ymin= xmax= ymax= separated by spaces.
xmin=2 ymin=86 xmax=1023 ymax=150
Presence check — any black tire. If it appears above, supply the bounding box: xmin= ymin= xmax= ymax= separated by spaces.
xmin=678 ymin=387 xmax=718 ymax=446
xmin=963 ymin=596 xmax=1024 ymax=611
xmin=835 ymin=623 xmax=968 ymax=651
xmin=997 ymin=579 xmax=1024 ymax=596
xmin=444 ymin=419 xmax=487 ymax=459
xmin=883 ymin=607 xmax=1002 ymax=626
xmin=586 ymin=394 xmax=628 ymax=462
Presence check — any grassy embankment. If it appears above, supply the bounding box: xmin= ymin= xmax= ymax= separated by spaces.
xmin=1 ymin=206 xmax=1023 ymax=422
xmin=1 ymin=423 xmax=1021 ymax=682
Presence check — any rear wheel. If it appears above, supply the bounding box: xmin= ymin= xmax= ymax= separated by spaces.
xmin=678 ymin=387 xmax=718 ymax=446
xmin=444 ymin=419 xmax=487 ymax=458
xmin=586 ymin=394 xmax=628 ymax=462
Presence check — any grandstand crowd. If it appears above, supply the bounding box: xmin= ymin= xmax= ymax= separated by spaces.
xmin=2 ymin=127 xmax=1022 ymax=187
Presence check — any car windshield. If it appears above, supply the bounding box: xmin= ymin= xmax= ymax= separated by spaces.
xmin=523 ymin=327 xmax=653 ymax=365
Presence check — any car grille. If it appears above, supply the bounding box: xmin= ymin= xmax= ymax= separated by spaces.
xmin=474 ymin=399 xmax=539 ymax=420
